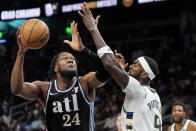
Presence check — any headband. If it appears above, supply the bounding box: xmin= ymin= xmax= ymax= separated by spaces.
xmin=138 ymin=57 xmax=155 ymax=80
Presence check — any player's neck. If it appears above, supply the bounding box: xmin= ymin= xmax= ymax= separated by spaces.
xmin=139 ymin=79 xmax=150 ymax=86
xmin=57 ymin=76 xmax=74 ymax=90
xmin=175 ymin=119 xmax=186 ymax=131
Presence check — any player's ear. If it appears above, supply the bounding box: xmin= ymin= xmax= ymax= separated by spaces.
xmin=54 ymin=65 xmax=58 ymax=72
xmin=141 ymin=72 xmax=148 ymax=79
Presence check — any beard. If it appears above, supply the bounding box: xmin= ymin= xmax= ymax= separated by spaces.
xmin=131 ymin=74 xmax=140 ymax=80
xmin=59 ymin=69 xmax=78 ymax=79
xmin=130 ymin=70 xmax=142 ymax=80
xmin=173 ymin=117 xmax=183 ymax=124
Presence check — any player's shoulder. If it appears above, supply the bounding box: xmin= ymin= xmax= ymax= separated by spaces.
xmin=188 ymin=120 xmax=196 ymax=130
xmin=148 ymin=87 xmax=157 ymax=93
xmin=80 ymin=72 xmax=96 ymax=81
xmin=78 ymin=72 xmax=93 ymax=85
xmin=167 ymin=125 xmax=172 ymax=131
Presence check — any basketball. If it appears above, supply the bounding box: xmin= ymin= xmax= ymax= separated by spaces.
xmin=19 ymin=19 xmax=50 ymax=49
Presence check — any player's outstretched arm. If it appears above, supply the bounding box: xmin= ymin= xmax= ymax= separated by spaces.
xmin=63 ymin=16 xmax=100 ymax=52
xmin=64 ymin=20 xmax=110 ymax=83
xmin=115 ymin=50 xmax=128 ymax=70
xmin=11 ymin=25 xmax=44 ymax=100
xmin=63 ymin=21 xmax=85 ymax=52
xmin=78 ymin=2 xmax=129 ymax=89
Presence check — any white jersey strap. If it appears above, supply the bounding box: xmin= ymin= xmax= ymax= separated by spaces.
xmin=171 ymin=123 xmax=175 ymax=131
xmin=182 ymin=119 xmax=190 ymax=130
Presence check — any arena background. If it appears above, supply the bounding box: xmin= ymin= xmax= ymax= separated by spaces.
xmin=0 ymin=0 xmax=196 ymax=130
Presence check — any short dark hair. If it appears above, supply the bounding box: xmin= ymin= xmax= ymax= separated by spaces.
xmin=172 ymin=102 xmax=186 ymax=111
xmin=143 ymin=56 xmax=159 ymax=77
xmin=48 ymin=52 xmax=64 ymax=80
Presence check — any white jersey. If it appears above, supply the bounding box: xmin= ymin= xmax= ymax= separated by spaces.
xmin=121 ymin=76 xmax=162 ymax=131
xmin=170 ymin=119 xmax=190 ymax=131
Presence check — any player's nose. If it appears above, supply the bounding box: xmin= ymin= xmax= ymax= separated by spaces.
xmin=67 ymin=59 xmax=74 ymax=63
xmin=68 ymin=58 xmax=75 ymax=63
xmin=174 ymin=111 xmax=180 ymax=115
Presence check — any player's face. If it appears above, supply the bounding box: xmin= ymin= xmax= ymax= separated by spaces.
xmin=128 ymin=60 xmax=143 ymax=79
xmin=57 ymin=52 xmax=77 ymax=71
xmin=116 ymin=115 xmax=122 ymax=130
xmin=55 ymin=52 xmax=77 ymax=78
xmin=172 ymin=105 xmax=185 ymax=123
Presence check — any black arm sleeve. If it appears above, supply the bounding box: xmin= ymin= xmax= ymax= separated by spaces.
xmin=80 ymin=47 xmax=110 ymax=82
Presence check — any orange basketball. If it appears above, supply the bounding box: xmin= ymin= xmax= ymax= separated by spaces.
xmin=19 ymin=19 xmax=50 ymax=49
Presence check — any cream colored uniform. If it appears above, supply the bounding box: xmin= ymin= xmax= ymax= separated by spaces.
xmin=121 ymin=76 xmax=162 ymax=131
xmin=170 ymin=120 xmax=190 ymax=131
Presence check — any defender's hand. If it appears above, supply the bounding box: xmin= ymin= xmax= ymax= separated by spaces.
xmin=63 ymin=21 xmax=85 ymax=52
xmin=78 ymin=2 xmax=100 ymax=31
xmin=115 ymin=50 xmax=128 ymax=69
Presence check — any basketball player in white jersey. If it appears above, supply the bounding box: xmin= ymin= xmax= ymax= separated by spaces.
xmin=78 ymin=2 xmax=162 ymax=131
xmin=168 ymin=102 xmax=196 ymax=131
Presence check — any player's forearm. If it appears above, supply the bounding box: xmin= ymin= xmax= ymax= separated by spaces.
xmin=89 ymin=27 xmax=107 ymax=49
xmin=88 ymin=25 xmax=129 ymax=87
xmin=80 ymin=47 xmax=100 ymax=63
xmin=101 ymin=54 xmax=129 ymax=88
xmin=89 ymin=27 xmax=126 ymax=82
xmin=88 ymin=28 xmax=122 ymax=70
xmin=11 ymin=51 xmax=25 ymax=94
xmin=80 ymin=47 xmax=110 ymax=82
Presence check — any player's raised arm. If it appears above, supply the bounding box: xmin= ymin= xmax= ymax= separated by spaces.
xmin=78 ymin=2 xmax=129 ymax=89
xmin=11 ymin=25 xmax=43 ymax=100
xmin=64 ymin=20 xmax=111 ymax=83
